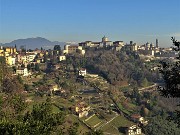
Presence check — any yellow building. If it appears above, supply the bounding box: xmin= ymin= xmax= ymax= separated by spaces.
xmin=4 ymin=47 xmax=17 ymax=54
xmin=5 ymin=55 xmax=16 ymax=66
xmin=75 ymin=102 xmax=90 ymax=118
xmin=39 ymin=52 xmax=44 ymax=57
xmin=36 ymin=59 xmax=41 ymax=63
xmin=63 ymin=45 xmax=85 ymax=55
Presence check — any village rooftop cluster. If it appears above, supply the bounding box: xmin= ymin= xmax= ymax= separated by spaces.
xmin=0 ymin=36 xmax=176 ymax=77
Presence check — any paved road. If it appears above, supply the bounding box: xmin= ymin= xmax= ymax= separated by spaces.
xmin=138 ymin=83 xmax=157 ymax=92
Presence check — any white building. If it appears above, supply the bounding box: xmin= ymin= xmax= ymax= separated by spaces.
xmin=79 ymin=36 xmax=113 ymax=48
xmin=79 ymin=41 xmax=101 ymax=48
xmin=16 ymin=67 xmax=29 ymax=76
xmin=113 ymin=41 xmax=124 ymax=46
xmin=79 ymin=68 xmax=87 ymax=76
xmin=59 ymin=55 xmax=66 ymax=61
xmin=126 ymin=125 xmax=142 ymax=135
xmin=101 ymin=36 xmax=113 ymax=47
xmin=26 ymin=53 xmax=37 ymax=62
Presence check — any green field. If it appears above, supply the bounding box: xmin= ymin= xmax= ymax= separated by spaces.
xmin=85 ymin=115 xmax=102 ymax=128
xmin=101 ymin=115 xmax=134 ymax=135
xmin=118 ymin=103 xmax=133 ymax=115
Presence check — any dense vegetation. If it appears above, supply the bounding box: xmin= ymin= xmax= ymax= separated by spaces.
xmin=69 ymin=49 xmax=159 ymax=86
xmin=0 ymin=56 xmax=103 ymax=135
xmin=144 ymin=115 xmax=180 ymax=135
xmin=0 ymin=60 xmax=65 ymax=134
xmin=0 ymin=96 xmax=65 ymax=135
xmin=158 ymin=37 xmax=180 ymax=126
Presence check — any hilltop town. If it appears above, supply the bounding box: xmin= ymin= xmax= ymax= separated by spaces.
xmin=0 ymin=36 xmax=179 ymax=135
xmin=1 ymin=36 xmax=176 ymax=74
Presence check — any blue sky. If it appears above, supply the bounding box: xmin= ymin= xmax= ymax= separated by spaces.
xmin=0 ymin=0 xmax=180 ymax=47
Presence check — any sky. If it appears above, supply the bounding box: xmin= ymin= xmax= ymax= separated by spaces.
xmin=0 ymin=0 xmax=180 ymax=47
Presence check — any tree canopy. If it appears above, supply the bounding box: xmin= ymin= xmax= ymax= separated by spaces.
xmin=158 ymin=37 xmax=180 ymax=126
xmin=158 ymin=37 xmax=180 ymax=98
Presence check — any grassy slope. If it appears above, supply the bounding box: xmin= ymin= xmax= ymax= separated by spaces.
xmin=101 ymin=115 xmax=134 ymax=135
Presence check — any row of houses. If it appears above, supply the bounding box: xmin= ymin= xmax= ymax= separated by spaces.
xmin=79 ymin=36 xmax=142 ymax=52
xmin=79 ymin=36 xmax=176 ymax=58
xmin=0 ymin=45 xmax=85 ymax=77
xmin=0 ymin=44 xmax=86 ymax=66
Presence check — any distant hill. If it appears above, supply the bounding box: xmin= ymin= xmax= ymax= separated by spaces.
xmin=2 ymin=37 xmax=75 ymax=50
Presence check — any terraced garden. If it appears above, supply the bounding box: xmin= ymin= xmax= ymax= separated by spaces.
xmin=101 ymin=115 xmax=134 ymax=135
xmin=84 ymin=114 xmax=103 ymax=128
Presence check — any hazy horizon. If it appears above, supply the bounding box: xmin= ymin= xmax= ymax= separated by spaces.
xmin=0 ymin=0 xmax=180 ymax=47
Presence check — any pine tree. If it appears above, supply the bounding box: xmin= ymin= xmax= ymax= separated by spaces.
xmin=158 ymin=37 xmax=180 ymax=126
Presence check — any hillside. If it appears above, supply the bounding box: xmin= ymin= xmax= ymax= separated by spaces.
xmin=83 ymin=49 xmax=159 ymax=86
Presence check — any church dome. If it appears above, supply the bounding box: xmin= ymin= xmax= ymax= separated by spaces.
xmin=102 ymin=36 xmax=108 ymax=42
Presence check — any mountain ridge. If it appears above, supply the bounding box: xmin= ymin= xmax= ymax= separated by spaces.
xmin=2 ymin=37 xmax=76 ymax=50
